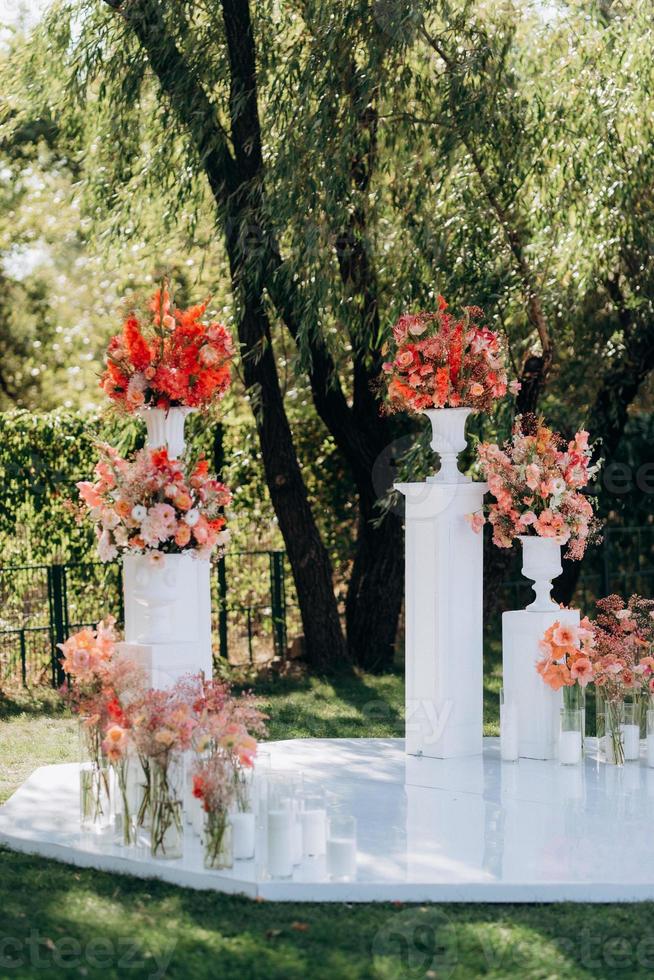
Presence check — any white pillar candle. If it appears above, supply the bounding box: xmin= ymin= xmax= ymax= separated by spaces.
xmin=267 ymin=809 xmax=294 ymax=878
xmin=647 ymin=734 xmax=654 ymax=768
xmin=326 ymin=837 xmax=357 ymax=879
xmin=231 ymin=811 xmax=255 ymax=860
xmin=559 ymin=730 xmax=582 ymax=765
xmin=300 ymin=808 xmax=326 ymax=857
xmin=621 ymin=724 xmax=641 ymax=762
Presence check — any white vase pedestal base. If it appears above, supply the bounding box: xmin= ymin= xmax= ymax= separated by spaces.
xmin=502 ymin=607 xmax=580 ymax=760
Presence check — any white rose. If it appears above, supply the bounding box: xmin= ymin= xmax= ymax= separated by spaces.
xmin=215 ymin=529 xmax=231 ymax=547
xmin=184 ymin=508 xmax=200 ymax=527
xmin=131 ymin=505 xmax=147 ymax=522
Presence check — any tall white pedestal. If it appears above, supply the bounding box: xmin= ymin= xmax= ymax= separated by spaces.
xmin=396 ymin=480 xmax=487 ymax=758
xmin=502 ymin=606 xmax=580 ymax=760
xmin=121 ymin=553 xmax=213 ymax=688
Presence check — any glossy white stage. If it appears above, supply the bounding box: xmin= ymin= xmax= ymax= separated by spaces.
xmin=2 ymin=737 xmax=654 ymax=902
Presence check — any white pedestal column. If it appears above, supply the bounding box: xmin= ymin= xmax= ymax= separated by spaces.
xmin=502 ymin=606 xmax=580 ymax=760
xmin=396 ymin=480 xmax=487 ymax=758
xmin=121 ymin=553 xmax=213 ymax=687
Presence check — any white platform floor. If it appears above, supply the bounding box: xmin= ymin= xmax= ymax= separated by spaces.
xmin=2 ymin=737 xmax=654 ymax=902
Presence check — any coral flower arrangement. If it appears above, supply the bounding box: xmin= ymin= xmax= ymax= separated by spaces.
xmin=59 ymin=621 xmax=267 ymax=856
xmin=537 ymin=595 xmax=654 ymax=764
xmin=101 ymin=288 xmax=234 ymax=412
xmin=77 ymin=444 xmax=232 ymax=562
xmin=381 ymin=297 xmax=519 ymax=413
xmin=536 ymin=619 xmax=596 ymax=692
xmin=474 ymin=416 xmax=601 ymax=559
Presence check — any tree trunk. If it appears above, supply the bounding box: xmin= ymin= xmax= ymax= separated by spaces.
xmin=345 ymin=484 xmax=405 ymax=672
xmin=234 ymin=295 xmax=345 ymax=671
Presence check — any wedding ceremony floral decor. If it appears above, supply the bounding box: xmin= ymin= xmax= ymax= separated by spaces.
xmin=57 ymin=618 xmax=268 ymax=858
xmin=100 ymin=287 xmax=233 ymax=413
xmin=183 ymin=674 xmax=267 ymax=865
xmin=536 ymin=619 xmax=595 ymax=694
xmin=76 ymin=445 xmax=232 ymax=563
xmin=192 ymin=755 xmax=236 ymax=870
xmin=537 ymin=595 xmax=654 ymax=765
xmin=59 ymin=617 xmax=141 ymax=831
xmin=474 ymin=416 xmax=601 ymax=560
xmin=129 ymin=688 xmax=195 ymax=859
xmin=381 ymin=298 xmax=518 ymax=414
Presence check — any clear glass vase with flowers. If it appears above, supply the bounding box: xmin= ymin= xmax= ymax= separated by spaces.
xmin=130 ymin=689 xmax=196 ymax=860
xmin=585 ymin=595 xmax=654 ymax=765
xmin=182 ymin=674 xmax=267 ymax=863
xmin=58 ymin=617 xmax=119 ymax=832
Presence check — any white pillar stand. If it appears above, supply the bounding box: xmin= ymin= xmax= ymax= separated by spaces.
xmin=502 ymin=606 xmax=580 ymax=760
xmin=396 ymin=480 xmax=487 ymax=758
xmin=121 ymin=553 xmax=213 ymax=687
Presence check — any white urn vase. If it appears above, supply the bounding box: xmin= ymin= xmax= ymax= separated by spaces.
xmin=138 ymin=406 xmax=194 ymax=459
xmin=424 ymin=407 xmax=473 ymax=485
xmin=518 ymin=535 xmax=562 ymax=611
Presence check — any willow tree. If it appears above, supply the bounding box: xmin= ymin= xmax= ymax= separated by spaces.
xmin=4 ymin=0 xmax=654 ymax=666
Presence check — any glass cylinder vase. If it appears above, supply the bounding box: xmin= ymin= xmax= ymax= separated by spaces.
xmin=111 ymin=754 xmax=138 ymax=847
xmin=563 ymin=684 xmax=586 ymax=750
xmin=79 ymin=719 xmax=111 ymax=833
xmin=559 ymin=708 xmax=582 ymax=766
xmin=231 ymin=763 xmax=255 ymax=860
xmin=150 ymin=753 xmax=184 ymax=860
xmin=604 ymin=700 xmax=625 ymax=767
xmin=621 ymin=702 xmax=641 ymax=762
xmin=204 ymin=809 xmax=233 ymax=870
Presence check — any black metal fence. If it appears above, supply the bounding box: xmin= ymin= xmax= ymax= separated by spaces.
xmin=0 ymin=552 xmax=296 ymax=688
xmin=2 ymin=527 xmax=653 ymax=687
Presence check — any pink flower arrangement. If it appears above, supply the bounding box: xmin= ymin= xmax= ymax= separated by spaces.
xmin=59 ymin=622 xmax=267 ymax=769
xmin=77 ymin=445 xmax=231 ymax=562
xmin=192 ymin=756 xmax=236 ymax=816
xmin=101 ymin=287 xmax=234 ymax=413
xmin=537 ymin=595 xmax=654 ymax=705
xmin=381 ymin=297 xmax=519 ymax=413
xmin=59 ymin=618 xmax=268 ymax=848
xmin=582 ymin=595 xmax=654 ymax=702
xmin=474 ymin=416 xmax=601 ymax=559
xmin=178 ymin=673 xmax=267 ymax=768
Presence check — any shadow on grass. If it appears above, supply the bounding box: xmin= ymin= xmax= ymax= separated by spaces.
xmin=256 ymin=669 xmax=405 ymax=742
xmin=0 ymin=687 xmax=68 ymax=722
xmin=2 ymin=847 xmax=654 ymax=980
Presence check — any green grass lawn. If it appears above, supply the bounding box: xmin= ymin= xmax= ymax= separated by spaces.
xmin=1 ymin=671 xmax=652 ymax=979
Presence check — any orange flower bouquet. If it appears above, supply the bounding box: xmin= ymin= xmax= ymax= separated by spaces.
xmin=101 ymin=288 xmax=234 ymax=412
